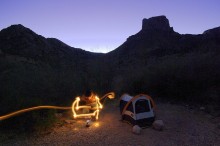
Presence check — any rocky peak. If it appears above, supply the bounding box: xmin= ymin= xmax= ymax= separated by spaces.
xmin=142 ymin=16 xmax=173 ymax=32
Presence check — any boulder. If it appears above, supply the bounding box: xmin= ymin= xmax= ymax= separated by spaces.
xmin=132 ymin=125 xmax=141 ymax=134
xmin=152 ymin=120 xmax=164 ymax=131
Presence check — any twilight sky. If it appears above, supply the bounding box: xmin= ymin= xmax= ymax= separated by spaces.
xmin=0 ymin=0 xmax=220 ymax=53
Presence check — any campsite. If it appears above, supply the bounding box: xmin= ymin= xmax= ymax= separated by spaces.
xmin=1 ymin=1 xmax=220 ymax=145
xmin=1 ymin=99 xmax=220 ymax=145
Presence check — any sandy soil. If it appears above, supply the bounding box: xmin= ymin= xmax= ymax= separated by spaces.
xmin=1 ymin=101 xmax=220 ymax=146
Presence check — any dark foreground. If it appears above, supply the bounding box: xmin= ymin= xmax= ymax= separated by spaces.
xmin=1 ymin=101 xmax=220 ymax=146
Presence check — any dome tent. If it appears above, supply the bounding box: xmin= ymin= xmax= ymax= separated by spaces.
xmin=120 ymin=94 xmax=156 ymax=128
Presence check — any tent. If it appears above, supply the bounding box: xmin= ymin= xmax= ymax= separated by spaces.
xmin=119 ymin=94 xmax=156 ymax=128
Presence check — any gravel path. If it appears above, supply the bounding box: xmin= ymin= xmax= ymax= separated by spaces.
xmin=1 ymin=101 xmax=220 ymax=146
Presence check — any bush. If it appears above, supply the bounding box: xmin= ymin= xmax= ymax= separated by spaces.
xmin=111 ymin=53 xmax=220 ymax=104
xmin=0 ymin=89 xmax=58 ymax=133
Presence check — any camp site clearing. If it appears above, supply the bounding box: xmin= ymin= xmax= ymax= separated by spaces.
xmin=1 ymin=100 xmax=220 ymax=145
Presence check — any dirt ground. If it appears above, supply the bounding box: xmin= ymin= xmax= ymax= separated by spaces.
xmin=1 ymin=100 xmax=220 ymax=146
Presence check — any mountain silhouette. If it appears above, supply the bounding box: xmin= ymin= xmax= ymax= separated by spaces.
xmin=0 ymin=16 xmax=219 ymax=116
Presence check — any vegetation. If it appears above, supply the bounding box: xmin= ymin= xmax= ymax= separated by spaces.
xmin=0 ymin=20 xmax=220 ymax=133
xmin=112 ymin=53 xmax=220 ymax=105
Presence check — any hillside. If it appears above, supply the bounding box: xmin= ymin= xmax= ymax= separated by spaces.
xmin=105 ymin=16 xmax=220 ymax=102
xmin=0 ymin=16 xmax=219 ymax=131
xmin=0 ymin=24 xmax=102 ymax=108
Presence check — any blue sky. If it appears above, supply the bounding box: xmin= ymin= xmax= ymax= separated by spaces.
xmin=0 ymin=0 xmax=220 ymax=53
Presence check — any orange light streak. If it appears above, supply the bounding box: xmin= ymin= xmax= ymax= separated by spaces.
xmin=72 ymin=96 xmax=103 ymax=120
xmin=0 ymin=92 xmax=115 ymax=121
xmin=0 ymin=106 xmax=71 ymax=121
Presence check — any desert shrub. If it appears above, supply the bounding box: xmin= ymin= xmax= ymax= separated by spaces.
xmin=0 ymin=109 xmax=57 ymax=133
xmin=112 ymin=52 xmax=220 ymax=104
xmin=0 ymin=90 xmax=57 ymax=133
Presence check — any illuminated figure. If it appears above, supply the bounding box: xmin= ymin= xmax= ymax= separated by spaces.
xmin=81 ymin=90 xmax=97 ymax=111
xmin=72 ymin=90 xmax=115 ymax=120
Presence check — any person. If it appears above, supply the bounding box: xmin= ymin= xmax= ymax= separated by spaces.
xmin=80 ymin=89 xmax=98 ymax=114
xmin=80 ymin=89 xmax=97 ymax=127
xmin=80 ymin=89 xmax=96 ymax=106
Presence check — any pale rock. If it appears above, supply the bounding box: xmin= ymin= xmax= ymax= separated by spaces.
xmin=132 ymin=125 xmax=141 ymax=134
xmin=153 ymin=120 xmax=164 ymax=131
xmin=86 ymin=120 xmax=92 ymax=127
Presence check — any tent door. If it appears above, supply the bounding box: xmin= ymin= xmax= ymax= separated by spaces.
xmin=134 ymin=99 xmax=154 ymax=120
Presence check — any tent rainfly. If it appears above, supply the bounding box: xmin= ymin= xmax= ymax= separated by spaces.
xmin=119 ymin=94 xmax=156 ymax=128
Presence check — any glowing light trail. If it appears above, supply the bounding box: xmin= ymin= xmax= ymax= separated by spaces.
xmin=0 ymin=106 xmax=71 ymax=121
xmin=0 ymin=92 xmax=115 ymax=121
xmin=72 ymin=96 xmax=103 ymax=120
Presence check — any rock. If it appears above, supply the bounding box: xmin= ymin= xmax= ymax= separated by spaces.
xmin=200 ymin=107 xmax=205 ymax=110
xmin=86 ymin=120 xmax=92 ymax=127
xmin=142 ymin=15 xmax=173 ymax=32
xmin=153 ymin=120 xmax=164 ymax=131
xmin=132 ymin=125 xmax=141 ymax=135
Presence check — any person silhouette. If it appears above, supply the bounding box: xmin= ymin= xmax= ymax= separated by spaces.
xmin=80 ymin=89 xmax=97 ymax=127
xmin=81 ymin=89 xmax=96 ymax=105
